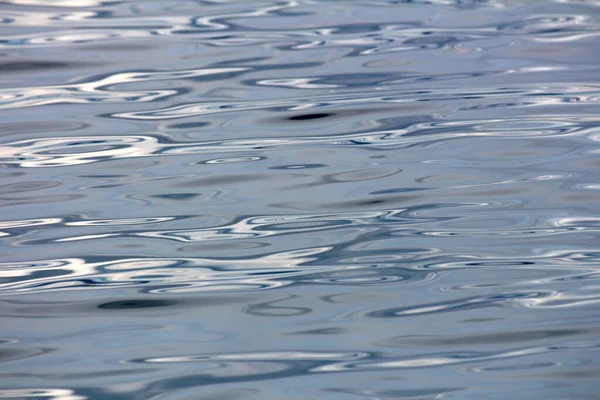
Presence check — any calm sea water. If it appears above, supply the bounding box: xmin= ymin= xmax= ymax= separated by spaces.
xmin=1 ymin=0 xmax=600 ymax=399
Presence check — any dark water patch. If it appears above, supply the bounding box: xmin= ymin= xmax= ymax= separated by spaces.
xmin=170 ymin=174 xmax=270 ymax=188
xmin=270 ymin=163 xmax=327 ymax=170
xmin=322 ymin=195 xmax=418 ymax=210
xmin=287 ymin=113 xmax=333 ymax=121
xmin=168 ymin=122 xmax=211 ymax=130
xmin=288 ymin=328 xmax=344 ymax=335
xmin=0 ymin=121 xmax=86 ymax=139
xmin=0 ymin=61 xmax=92 ymax=73
xmin=0 ymin=181 xmax=61 ymax=194
xmin=0 ymin=347 xmax=53 ymax=363
xmin=97 ymin=299 xmax=178 ymax=310
xmin=150 ymin=193 xmax=202 ymax=201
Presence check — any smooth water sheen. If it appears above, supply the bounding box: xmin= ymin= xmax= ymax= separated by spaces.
xmin=1 ymin=0 xmax=600 ymax=399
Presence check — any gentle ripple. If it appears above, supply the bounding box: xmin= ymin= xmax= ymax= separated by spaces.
xmin=1 ymin=0 xmax=600 ymax=399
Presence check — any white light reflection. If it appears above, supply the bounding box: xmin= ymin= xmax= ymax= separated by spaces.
xmin=312 ymin=347 xmax=547 ymax=372
xmin=0 ymin=247 xmax=375 ymax=296
xmin=0 ymin=388 xmax=85 ymax=400
xmin=0 ymin=67 xmax=247 ymax=110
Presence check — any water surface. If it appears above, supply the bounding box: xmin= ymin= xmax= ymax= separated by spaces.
xmin=1 ymin=0 xmax=600 ymax=399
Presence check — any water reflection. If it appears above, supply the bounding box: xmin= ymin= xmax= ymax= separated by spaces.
xmin=1 ymin=0 xmax=600 ymax=399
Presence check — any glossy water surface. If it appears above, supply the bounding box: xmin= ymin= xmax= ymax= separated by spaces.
xmin=1 ymin=0 xmax=600 ymax=399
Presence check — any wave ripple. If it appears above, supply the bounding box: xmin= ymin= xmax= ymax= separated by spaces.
xmin=1 ymin=0 xmax=600 ymax=399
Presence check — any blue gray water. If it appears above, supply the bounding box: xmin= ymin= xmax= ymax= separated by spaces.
xmin=1 ymin=0 xmax=600 ymax=399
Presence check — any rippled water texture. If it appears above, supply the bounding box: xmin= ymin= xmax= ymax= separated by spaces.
xmin=1 ymin=0 xmax=600 ymax=398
